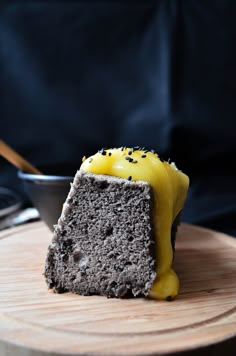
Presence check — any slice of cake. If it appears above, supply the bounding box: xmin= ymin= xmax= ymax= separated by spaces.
xmin=45 ymin=147 xmax=189 ymax=300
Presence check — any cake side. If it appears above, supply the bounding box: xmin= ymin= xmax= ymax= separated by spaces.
xmin=45 ymin=171 xmax=157 ymax=297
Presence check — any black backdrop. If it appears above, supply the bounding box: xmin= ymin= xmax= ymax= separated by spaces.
xmin=1 ymin=1 xmax=236 ymax=235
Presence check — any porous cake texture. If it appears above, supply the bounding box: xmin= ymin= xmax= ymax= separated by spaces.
xmin=45 ymin=171 xmax=157 ymax=297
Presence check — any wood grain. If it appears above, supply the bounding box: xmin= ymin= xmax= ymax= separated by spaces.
xmin=0 ymin=222 xmax=236 ymax=355
xmin=0 ymin=140 xmax=42 ymax=174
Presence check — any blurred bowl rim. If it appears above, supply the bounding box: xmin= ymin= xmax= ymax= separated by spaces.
xmin=0 ymin=187 xmax=22 ymax=218
xmin=18 ymin=170 xmax=74 ymax=183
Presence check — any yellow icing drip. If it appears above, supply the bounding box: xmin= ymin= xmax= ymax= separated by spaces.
xmin=80 ymin=148 xmax=189 ymax=300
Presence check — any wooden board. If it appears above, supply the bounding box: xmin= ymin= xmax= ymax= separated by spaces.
xmin=0 ymin=222 xmax=236 ymax=356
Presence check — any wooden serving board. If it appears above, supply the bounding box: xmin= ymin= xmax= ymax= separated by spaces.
xmin=0 ymin=222 xmax=236 ymax=356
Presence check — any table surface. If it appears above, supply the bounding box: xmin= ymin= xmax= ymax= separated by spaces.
xmin=0 ymin=221 xmax=236 ymax=356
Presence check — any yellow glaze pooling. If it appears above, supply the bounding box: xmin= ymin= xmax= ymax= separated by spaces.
xmin=80 ymin=148 xmax=189 ymax=300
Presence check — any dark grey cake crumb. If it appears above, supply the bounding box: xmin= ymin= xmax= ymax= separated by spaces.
xmin=45 ymin=171 xmax=157 ymax=298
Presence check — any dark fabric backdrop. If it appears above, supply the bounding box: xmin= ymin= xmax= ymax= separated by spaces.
xmin=1 ymin=1 xmax=236 ymax=236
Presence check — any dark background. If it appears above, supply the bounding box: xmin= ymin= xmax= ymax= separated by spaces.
xmin=1 ymin=1 xmax=236 ymax=236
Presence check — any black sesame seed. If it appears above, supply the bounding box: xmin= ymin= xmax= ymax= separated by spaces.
xmin=128 ymin=150 xmax=133 ymax=155
xmin=127 ymin=176 xmax=132 ymax=181
xmin=132 ymin=159 xmax=138 ymax=163
xmin=89 ymin=158 xmax=93 ymax=163
xmin=125 ymin=156 xmax=133 ymax=162
xmin=141 ymin=154 xmax=146 ymax=158
xmin=108 ymin=152 xmax=112 ymax=156
xmin=99 ymin=148 xmax=107 ymax=155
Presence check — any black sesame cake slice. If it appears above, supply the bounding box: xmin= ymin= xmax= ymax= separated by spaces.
xmin=45 ymin=147 xmax=189 ymax=300
xmin=45 ymin=171 xmax=156 ymax=297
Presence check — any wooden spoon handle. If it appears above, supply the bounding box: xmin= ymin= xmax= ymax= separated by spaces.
xmin=0 ymin=140 xmax=42 ymax=175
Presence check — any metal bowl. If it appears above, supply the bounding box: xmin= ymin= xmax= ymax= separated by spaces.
xmin=18 ymin=164 xmax=77 ymax=231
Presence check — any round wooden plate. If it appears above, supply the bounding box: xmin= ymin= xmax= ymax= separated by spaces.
xmin=0 ymin=222 xmax=236 ymax=355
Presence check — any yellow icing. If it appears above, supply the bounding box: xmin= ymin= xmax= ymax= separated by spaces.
xmin=80 ymin=148 xmax=189 ymax=300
